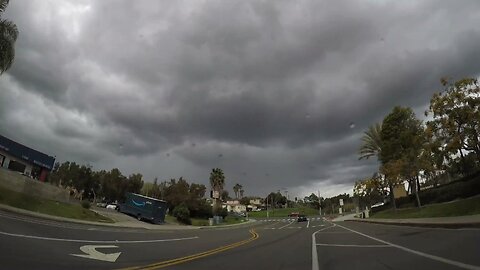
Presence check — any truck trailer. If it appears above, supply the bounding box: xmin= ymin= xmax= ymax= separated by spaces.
xmin=118 ymin=193 xmax=168 ymax=224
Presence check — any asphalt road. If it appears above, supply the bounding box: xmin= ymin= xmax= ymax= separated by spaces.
xmin=1 ymin=210 xmax=480 ymax=270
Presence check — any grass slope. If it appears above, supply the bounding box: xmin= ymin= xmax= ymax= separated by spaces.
xmin=372 ymin=196 xmax=480 ymax=219
xmin=0 ymin=185 xmax=113 ymax=223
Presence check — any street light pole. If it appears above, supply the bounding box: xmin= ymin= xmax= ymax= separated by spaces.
xmin=266 ymin=195 xmax=269 ymax=218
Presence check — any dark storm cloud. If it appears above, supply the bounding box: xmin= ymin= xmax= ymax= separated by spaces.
xmin=1 ymin=0 xmax=480 ymax=196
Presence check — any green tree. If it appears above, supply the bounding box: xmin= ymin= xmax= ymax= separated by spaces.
xmin=220 ymin=190 xmax=230 ymax=201
xmin=172 ymin=203 xmax=191 ymax=224
xmin=209 ymin=168 xmax=225 ymax=210
xmin=233 ymin=183 xmax=242 ymax=199
xmin=0 ymin=0 xmax=18 ymax=74
xmin=426 ymin=78 xmax=480 ymax=174
xmin=380 ymin=106 xmax=424 ymax=209
xmin=358 ymin=123 xmax=382 ymax=160
xmin=353 ymin=174 xmax=385 ymax=209
xmin=239 ymin=196 xmax=250 ymax=206
xmin=164 ymin=177 xmax=190 ymax=211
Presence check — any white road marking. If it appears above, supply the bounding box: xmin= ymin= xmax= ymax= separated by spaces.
xmin=278 ymin=220 xmax=295 ymax=229
xmin=335 ymin=223 xmax=480 ymax=270
xmin=312 ymin=224 xmax=336 ymax=270
xmin=315 ymin=231 xmax=353 ymax=234
xmin=263 ymin=221 xmax=281 ymax=229
xmin=286 ymin=227 xmax=302 ymax=229
xmin=315 ymin=243 xmax=391 ymax=248
xmin=0 ymin=230 xmax=198 ymax=243
xmin=307 ymin=219 xmax=310 ymax=228
xmin=71 ymin=245 xmax=121 ymax=262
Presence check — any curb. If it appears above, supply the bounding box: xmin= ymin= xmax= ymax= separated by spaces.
xmin=345 ymin=218 xmax=480 ymax=229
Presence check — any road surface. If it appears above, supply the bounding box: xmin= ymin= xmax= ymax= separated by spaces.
xmin=1 ymin=210 xmax=479 ymax=270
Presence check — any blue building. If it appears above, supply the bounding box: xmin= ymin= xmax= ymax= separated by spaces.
xmin=0 ymin=134 xmax=55 ymax=181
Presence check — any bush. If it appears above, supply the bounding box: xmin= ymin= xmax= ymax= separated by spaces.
xmin=383 ymin=173 xmax=480 ymax=210
xmin=81 ymin=200 xmax=91 ymax=209
xmin=189 ymin=200 xmax=212 ymax=219
xmin=172 ymin=203 xmax=191 ymax=225
xmin=212 ymin=206 xmax=228 ymax=218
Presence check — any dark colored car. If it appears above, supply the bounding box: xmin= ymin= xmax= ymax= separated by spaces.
xmin=297 ymin=215 xmax=307 ymax=222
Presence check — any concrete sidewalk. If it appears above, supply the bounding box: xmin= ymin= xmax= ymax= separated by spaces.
xmin=346 ymin=214 xmax=480 ymax=228
xmin=0 ymin=203 xmax=199 ymax=230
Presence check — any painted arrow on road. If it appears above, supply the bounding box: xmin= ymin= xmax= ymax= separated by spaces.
xmin=71 ymin=245 xmax=121 ymax=262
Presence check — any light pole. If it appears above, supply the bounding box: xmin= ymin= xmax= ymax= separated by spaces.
xmin=266 ymin=194 xmax=269 ymax=218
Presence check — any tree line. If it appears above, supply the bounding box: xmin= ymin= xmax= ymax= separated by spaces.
xmin=355 ymin=78 xmax=480 ymax=210
xmin=48 ymin=161 xmax=144 ymax=203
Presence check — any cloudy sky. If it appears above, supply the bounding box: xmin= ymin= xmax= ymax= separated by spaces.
xmin=1 ymin=0 xmax=480 ymax=199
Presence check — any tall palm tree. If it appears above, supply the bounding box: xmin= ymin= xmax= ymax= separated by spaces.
xmin=358 ymin=123 xmax=382 ymax=160
xmin=233 ymin=183 xmax=242 ymax=199
xmin=0 ymin=0 xmax=18 ymax=74
xmin=209 ymin=168 xmax=225 ymax=193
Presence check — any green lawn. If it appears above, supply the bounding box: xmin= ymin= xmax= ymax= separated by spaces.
xmin=0 ymin=185 xmax=114 ymax=223
xmin=164 ymin=214 xmax=181 ymax=225
xmin=247 ymin=207 xmax=319 ymax=218
xmin=371 ymin=196 xmax=480 ymax=219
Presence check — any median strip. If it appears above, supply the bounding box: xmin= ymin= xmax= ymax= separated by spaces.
xmin=119 ymin=229 xmax=259 ymax=270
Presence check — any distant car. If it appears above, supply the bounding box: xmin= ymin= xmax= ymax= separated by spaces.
xmin=96 ymin=202 xmax=107 ymax=208
xmin=297 ymin=215 xmax=308 ymax=222
xmin=106 ymin=203 xmax=118 ymax=210
xmin=371 ymin=202 xmax=385 ymax=208
xmin=288 ymin=212 xmax=300 ymax=217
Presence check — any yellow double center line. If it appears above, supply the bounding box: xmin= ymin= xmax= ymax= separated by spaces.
xmin=119 ymin=229 xmax=259 ymax=270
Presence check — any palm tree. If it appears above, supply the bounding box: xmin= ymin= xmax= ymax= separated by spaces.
xmin=0 ymin=0 xmax=19 ymax=74
xmin=233 ymin=183 xmax=242 ymax=199
xmin=209 ymin=168 xmax=225 ymax=196
xmin=358 ymin=123 xmax=382 ymax=160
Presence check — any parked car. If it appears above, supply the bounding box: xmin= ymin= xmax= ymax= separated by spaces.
xmin=106 ymin=203 xmax=118 ymax=210
xmin=96 ymin=202 xmax=107 ymax=208
xmin=297 ymin=215 xmax=308 ymax=222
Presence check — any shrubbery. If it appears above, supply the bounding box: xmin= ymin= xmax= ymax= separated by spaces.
xmin=172 ymin=203 xmax=191 ymax=224
xmin=81 ymin=200 xmax=91 ymax=209
xmin=373 ymin=172 xmax=480 ymax=213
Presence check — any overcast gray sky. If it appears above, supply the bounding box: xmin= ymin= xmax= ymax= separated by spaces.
xmin=1 ymin=0 xmax=480 ymax=199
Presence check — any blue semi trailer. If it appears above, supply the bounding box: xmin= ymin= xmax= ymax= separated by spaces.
xmin=118 ymin=193 xmax=168 ymax=224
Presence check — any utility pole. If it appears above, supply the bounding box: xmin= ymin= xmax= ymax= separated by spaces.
xmin=272 ymin=196 xmax=274 ymax=217
xmin=266 ymin=195 xmax=269 ymax=218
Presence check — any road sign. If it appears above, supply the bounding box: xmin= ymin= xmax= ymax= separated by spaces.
xmin=339 ymin=199 xmax=344 ymax=206
xmin=71 ymin=245 xmax=121 ymax=262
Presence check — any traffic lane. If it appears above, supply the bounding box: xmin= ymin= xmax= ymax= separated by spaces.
xmin=0 ymin=210 xmax=200 ymax=242
xmin=314 ymin=223 xmax=462 ymax=270
xmin=172 ymin=223 xmax=312 ymax=270
xmin=0 ymin=225 xmax=256 ymax=270
xmin=339 ymin=221 xmax=480 ymax=267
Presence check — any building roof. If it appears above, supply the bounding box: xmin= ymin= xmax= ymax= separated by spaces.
xmin=0 ymin=134 xmax=55 ymax=170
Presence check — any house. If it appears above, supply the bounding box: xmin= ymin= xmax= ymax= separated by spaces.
xmin=223 ymin=200 xmax=246 ymax=213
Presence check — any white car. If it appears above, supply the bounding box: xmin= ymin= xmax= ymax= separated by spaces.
xmin=106 ymin=204 xmax=118 ymax=210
